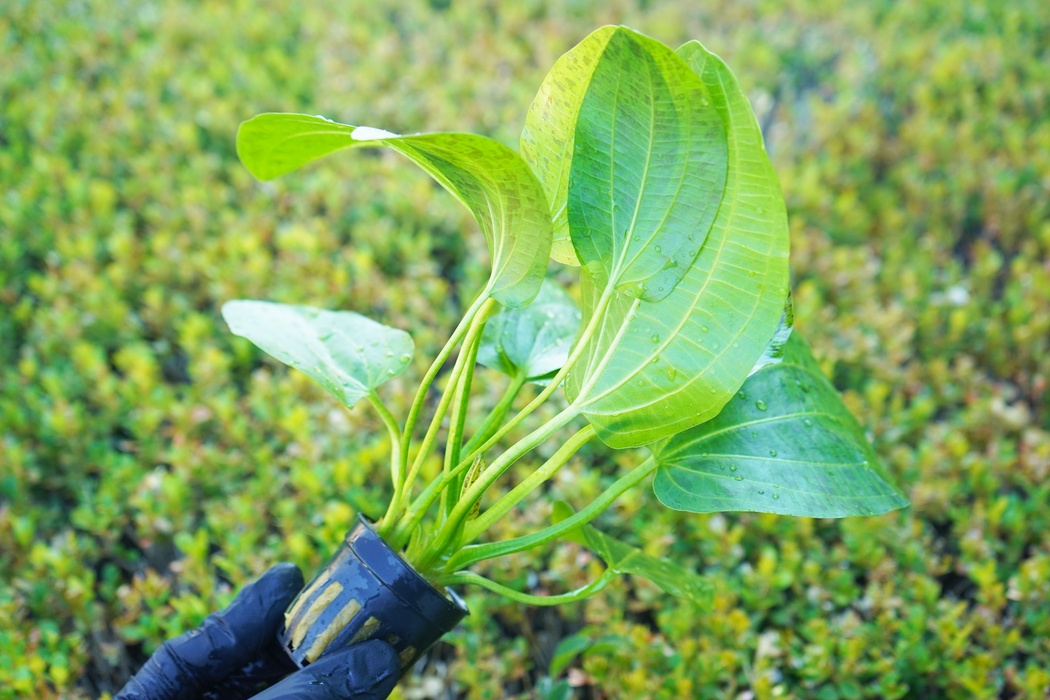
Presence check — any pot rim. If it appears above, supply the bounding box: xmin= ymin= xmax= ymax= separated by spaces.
xmin=350 ymin=514 xmax=468 ymax=628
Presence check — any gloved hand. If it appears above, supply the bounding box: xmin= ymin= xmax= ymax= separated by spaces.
xmin=115 ymin=563 xmax=400 ymax=700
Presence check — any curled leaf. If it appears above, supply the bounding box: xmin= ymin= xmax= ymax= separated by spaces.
xmin=237 ymin=114 xmax=552 ymax=308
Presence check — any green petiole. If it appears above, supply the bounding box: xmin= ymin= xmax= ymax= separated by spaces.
xmin=385 ymin=290 xmax=492 ymax=533
xmin=464 ymin=424 xmax=595 ymax=542
xmin=435 ymin=569 xmax=617 ymax=606
xmin=447 ymin=456 xmax=658 ymax=571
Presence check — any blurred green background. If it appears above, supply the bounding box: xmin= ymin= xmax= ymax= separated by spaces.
xmin=2 ymin=0 xmax=1049 ymax=698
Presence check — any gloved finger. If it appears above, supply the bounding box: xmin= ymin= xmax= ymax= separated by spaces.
xmin=116 ymin=562 xmax=304 ymax=700
xmin=200 ymin=636 xmax=298 ymax=700
xmin=246 ymin=640 xmax=401 ymax=700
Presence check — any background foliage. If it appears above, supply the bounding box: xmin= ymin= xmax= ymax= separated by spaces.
xmin=2 ymin=0 xmax=1049 ymax=698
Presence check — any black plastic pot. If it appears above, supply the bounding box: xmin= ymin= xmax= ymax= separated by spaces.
xmin=279 ymin=515 xmax=468 ymax=674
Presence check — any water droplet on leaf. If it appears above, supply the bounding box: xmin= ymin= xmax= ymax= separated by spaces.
xmin=756 ymin=400 xmax=768 ymax=411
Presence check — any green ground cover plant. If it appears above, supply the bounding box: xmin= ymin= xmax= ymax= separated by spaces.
xmin=2 ymin=1 xmax=1049 ymax=698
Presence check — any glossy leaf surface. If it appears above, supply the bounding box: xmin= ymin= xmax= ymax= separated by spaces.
xmin=651 ymin=333 xmax=908 ymax=517
xmin=222 ymin=300 xmax=413 ymax=408
xmin=565 ymin=41 xmax=790 ymax=448
xmin=476 ymin=278 xmax=581 ymax=383
xmin=237 ymin=114 xmax=551 ymax=307
xmin=568 ymin=27 xmax=727 ymax=301
xmin=520 ymin=26 xmax=616 ymax=266
xmin=749 ymin=290 xmax=794 ymax=377
xmin=552 ymin=502 xmax=713 ymax=607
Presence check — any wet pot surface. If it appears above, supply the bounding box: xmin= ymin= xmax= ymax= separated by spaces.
xmin=281 ymin=515 xmax=468 ymax=673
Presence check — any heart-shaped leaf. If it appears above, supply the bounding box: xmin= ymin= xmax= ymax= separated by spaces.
xmin=476 ymin=278 xmax=581 ymax=383
xmin=650 ymin=333 xmax=908 ymax=518
xmin=520 ymin=26 xmax=617 ymax=266
xmin=566 ymin=27 xmax=728 ymax=302
xmin=222 ymin=300 xmax=413 ymax=408
xmin=236 ymin=115 xmax=551 ymax=308
xmin=552 ymin=501 xmax=712 ymax=607
xmin=565 ymin=41 xmax=790 ymax=449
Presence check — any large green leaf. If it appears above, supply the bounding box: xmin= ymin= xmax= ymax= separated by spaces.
xmin=476 ymin=278 xmax=581 ymax=383
xmin=650 ymin=333 xmax=908 ymax=517
xmin=520 ymin=26 xmax=617 ymax=266
xmin=552 ymin=502 xmax=713 ymax=607
xmin=221 ymin=300 xmax=413 ymax=408
xmin=564 ymin=41 xmax=790 ymax=449
xmin=236 ymin=114 xmax=551 ymax=308
xmin=567 ymin=27 xmax=727 ymax=302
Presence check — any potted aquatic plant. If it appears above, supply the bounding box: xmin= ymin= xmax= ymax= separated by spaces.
xmin=225 ymin=26 xmax=907 ymax=675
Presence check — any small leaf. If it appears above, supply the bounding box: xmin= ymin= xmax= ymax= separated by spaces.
xmin=535 ymin=677 xmax=575 ymax=700
xmin=221 ymin=300 xmax=412 ymax=408
xmin=476 ymin=278 xmax=581 ymax=383
xmin=650 ymin=333 xmax=909 ymax=518
xmin=568 ymin=27 xmax=728 ymax=302
xmin=546 ymin=632 xmax=630 ymax=679
xmin=237 ymin=114 xmax=552 ymax=308
xmin=551 ymin=502 xmax=713 ymax=607
xmin=548 ymin=633 xmax=595 ymax=677
xmin=564 ymin=40 xmax=790 ymax=449
xmin=749 ymin=290 xmax=794 ymax=377
xmin=521 ymin=26 xmax=617 ymax=266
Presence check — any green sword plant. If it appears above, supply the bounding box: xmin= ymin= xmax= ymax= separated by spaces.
xmin=226 ymin=26 xmax=907 ymax=613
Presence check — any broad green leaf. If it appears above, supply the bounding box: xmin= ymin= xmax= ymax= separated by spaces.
xmin=221 ymin=300 xmax=413 ymax=408
xmin=650 ymin=333 xmax=908 ymax=518
xmin=567 ymin=27 xmax=728 ymax=302
xmin=564 ymin=41 xmax=790 ymax=449
xmin=237 ymin=114 xmax=551 ymax=308
xmin=476 ymin=278 xmax=581 ymax=383
xmin=520 ymin=26 xmax=617 ymax=266
xmin=551 ymin=502 xmax=713 ymax=607
xmin=749 ymin=291 xmax=794 ymax=377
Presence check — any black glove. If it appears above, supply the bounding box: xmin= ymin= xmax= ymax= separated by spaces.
xmin=115 ymin=562 xmax=400 ymax=700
